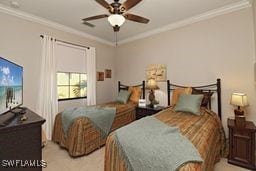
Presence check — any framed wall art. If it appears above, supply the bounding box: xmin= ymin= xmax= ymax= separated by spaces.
xmin=146 ymin=64 xmax=167 ymax=81
xmin=97 ymin=72 xmax=104 ymax=81
xmin=105 ymin=69 xmax=112 ymax=78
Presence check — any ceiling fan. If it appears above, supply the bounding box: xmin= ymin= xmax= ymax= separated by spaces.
xmin=82 ymin=0 xmax=150 ymax=32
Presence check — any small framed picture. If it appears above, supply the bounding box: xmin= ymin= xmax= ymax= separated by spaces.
xmin=97 ymin=72 xmax=104 ymax=81
xmin=105 ymin=69 xmax=112 ymax=78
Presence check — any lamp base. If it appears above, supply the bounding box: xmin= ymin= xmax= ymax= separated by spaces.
xmin=235 ymin=115 xmax=246 ymax=128
xmin=148 ymin=90 xmax=155 ymax=108
xmin=234 ymin=109 xmax=244 ymax=115
xmin=148 ymin=103 xmax=154 ymax=108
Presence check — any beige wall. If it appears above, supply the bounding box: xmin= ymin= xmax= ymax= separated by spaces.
xmin=0 ymin=12 xmax=116 ymax=113
xmin=116 ymin=8 xmax=256 ymax=134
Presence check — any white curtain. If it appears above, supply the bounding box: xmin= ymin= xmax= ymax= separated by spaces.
xmin=36 ymin=35 xmax=58 ymax=140
xmin=86 ymin=47 xmax=96 ymax=105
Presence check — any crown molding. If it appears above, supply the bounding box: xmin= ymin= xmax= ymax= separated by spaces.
xmin=118 ymin=0 xmax=252 ymax=45
xmin=0 ymin=1 xmax=251 ymax=46
xmin=0 ymin=4 xmax=115 ymax=46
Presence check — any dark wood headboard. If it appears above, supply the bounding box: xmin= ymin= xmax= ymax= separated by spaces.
xmin=167 ymin=79 xmax=222 ymax=119
xmin=118 ymin=81 xmax=145 ymax=99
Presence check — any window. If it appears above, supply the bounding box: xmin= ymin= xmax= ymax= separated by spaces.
xmin=57 ymin=72 xmax=87 ymax=101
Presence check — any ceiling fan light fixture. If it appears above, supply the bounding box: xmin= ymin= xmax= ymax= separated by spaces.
xmin=108 ymin=14 xmax=125 ymax=27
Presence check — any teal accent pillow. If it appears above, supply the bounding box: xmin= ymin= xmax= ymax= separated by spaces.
xmin=174 ymin=94 xmax=203 ymax=115
xmin=116 ymin=90 xmax=131 ymax=104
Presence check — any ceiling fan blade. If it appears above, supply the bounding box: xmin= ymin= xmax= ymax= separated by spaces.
xmin=95 ymin=0 xmax=111 ymax=9
xmin=124 ymin=13 xmax=149 ymax=24
xmin=82 ymin=21 xmax=95 ymax=28
xmin=82 ymin=14 xmax=109 ymax=21
xmin=122 ymin=0 xmax=142 ymax=11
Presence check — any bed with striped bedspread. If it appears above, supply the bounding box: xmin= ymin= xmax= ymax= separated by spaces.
xmin=105 ymin=107 xmax=227 ymax=171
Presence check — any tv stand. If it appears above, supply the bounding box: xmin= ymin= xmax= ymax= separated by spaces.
xmin=0 ymin=123 xmax=5 ymax=127
xmin=0 ymin=112 xmax=16 ymax=126
xmin=0 ymin=108 xmax=45 ymax=170
xmin=0 ymin=107 xmax=28 ymax=126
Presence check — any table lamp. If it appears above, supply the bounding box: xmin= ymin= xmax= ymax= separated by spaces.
xmin=146 ymin=79 xmax=159 ymax=108
xmin=230 ymin=93 xmax=249 ymax=127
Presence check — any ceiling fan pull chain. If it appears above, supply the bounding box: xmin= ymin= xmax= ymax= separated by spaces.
xmin=115 ymin=32 xmax=118 ymax=46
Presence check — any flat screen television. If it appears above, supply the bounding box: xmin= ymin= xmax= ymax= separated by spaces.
xmin=0 ymin=57 xmax=23 ymax=115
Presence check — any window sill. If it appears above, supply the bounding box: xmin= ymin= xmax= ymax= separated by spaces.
xmin=58 ymin=96 xmax=87 ymax=101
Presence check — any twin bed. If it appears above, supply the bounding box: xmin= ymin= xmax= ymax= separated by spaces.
xmin=52 ymin=79 xmax=226 ymax=171
xmin=104 ymin=79 xmax=226 ymax=171
xmin=52 ymin=81 xmax=145 ymax=156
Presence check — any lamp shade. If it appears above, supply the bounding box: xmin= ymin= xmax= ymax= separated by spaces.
xmin=230 ymin=93 xmax=249 ymax=107
xmin=146 ymin=79 xmax=159 ymax=90
xmin=108 ymin=14 xmax=125 ymax=27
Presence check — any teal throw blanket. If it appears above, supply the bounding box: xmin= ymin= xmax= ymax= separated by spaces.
xmin=114 ymin=116 xmax=203 ymax=171
xmin=62 ymin=106 xmax=116 ymax=137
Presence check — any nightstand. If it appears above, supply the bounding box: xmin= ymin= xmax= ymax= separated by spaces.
xmin=228 ymin=118 xmax=256 ymax=170
xmin=136 ymin=106 xmax=166 ymax=120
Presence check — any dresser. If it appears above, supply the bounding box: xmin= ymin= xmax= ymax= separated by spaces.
xmin=0 ymin=109 xmax=45 ymax=171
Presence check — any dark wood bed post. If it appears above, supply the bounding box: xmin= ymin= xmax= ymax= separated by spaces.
xmin=217 ymin=78 xmax=222 ymax=120
xmin=167 ymin=80 xmax=171 ymax=106
xmin=118 ymin=81 xmax=121 ymax=92
xmin=142 ymin=81 xmax=145 ymax=99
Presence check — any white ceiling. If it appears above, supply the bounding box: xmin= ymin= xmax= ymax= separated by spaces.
xmin=0 ymin=0 xmax=249 ymax=44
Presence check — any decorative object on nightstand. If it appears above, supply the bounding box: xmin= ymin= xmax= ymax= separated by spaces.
xmin=230 ymin=93 xmax=249 ymax=127
xmin=138 ymin=99 xmax=146 ymax=107
xmin=136 ymin=106 xmax=166 ymax=120
xmin=145 ymin=78 xmax=159 ymax=108
xmin=228 ymin=118 xmax=256 ymax=170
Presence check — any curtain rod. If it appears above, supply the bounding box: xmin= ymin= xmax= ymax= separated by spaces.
xmin=40 ymin=35 xmax=90 ymax=49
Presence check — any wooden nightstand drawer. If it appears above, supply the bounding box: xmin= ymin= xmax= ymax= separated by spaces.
xmin=136 ymin=108 xmax=155 ymax=116
xmin=136 ymin=106 xmax=166 ymax=120
xmin=233 ymin=128 xmax=251 ymax=136
xmin=233 ymin=130 xmax=251 ymax=137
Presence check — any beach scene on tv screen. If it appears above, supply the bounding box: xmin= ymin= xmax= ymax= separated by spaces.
xmin=0 ymin=58 xmax=22 ymax=114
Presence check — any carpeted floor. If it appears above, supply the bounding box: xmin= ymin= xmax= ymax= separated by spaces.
xmin=43 ymin=141 xmax=250 ymax=171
